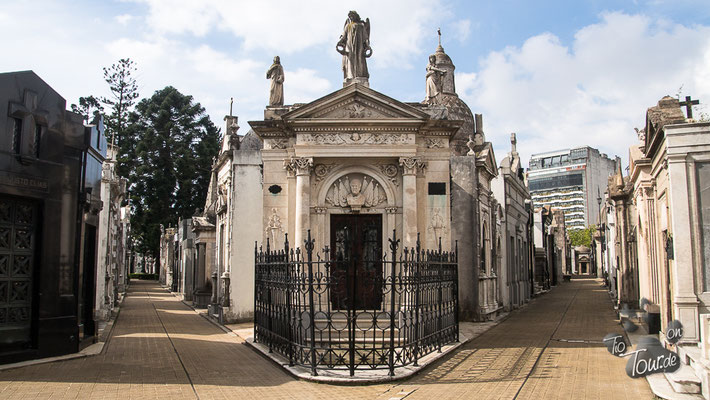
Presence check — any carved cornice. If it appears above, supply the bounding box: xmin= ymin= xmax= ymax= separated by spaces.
xmin=293 ymin=126 xmax=418 ymax=132
xmin=399 ymin=157 xmax=426 ymax=176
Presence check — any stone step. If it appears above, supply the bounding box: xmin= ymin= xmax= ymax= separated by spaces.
xmin=665 ymin=364 xmax=702 ymax=395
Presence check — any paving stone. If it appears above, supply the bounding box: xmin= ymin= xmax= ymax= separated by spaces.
xmin=0 ymin=278 xmax=652 ymax=399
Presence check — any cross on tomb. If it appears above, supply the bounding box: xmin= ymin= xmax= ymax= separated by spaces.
xmin=8 ymin=90 xmax=48 ymax=159
xmin=679 ymin=95 xmax=700 ymax=119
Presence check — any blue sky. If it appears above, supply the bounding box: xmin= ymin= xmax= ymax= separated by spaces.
xmin=1 ymin=0 xmax=709 ymax=167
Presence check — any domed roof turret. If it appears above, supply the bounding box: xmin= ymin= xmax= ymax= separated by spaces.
xmin=424 ymin=33 xmax=476 ymax=156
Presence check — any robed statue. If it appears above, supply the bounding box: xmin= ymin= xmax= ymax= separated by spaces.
xmin=336 ymin=11 xmax=372 ymax=84
xmin=266 ymin=56 xmax=284 ymax=106
xmin=425 ymin=54 xmax=446 ymax=103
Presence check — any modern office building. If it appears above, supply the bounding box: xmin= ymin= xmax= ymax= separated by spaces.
xmin=527 ymin=146 xmax=618 ymax=230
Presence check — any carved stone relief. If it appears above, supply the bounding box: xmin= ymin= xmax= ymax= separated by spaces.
xmin=378 ymin=164 xmax=399 ymax=186
xmin=265 ymin=208 xmax=283 ymax=246
xmin=284 ymin=157 xmax=313 ymax=176
xmin=428 ymin=207 xmax=447 ymax=242
xmin=325 ymin=173 xmax=386 ymax=212
xmin=266 ymin=138 xmax=288 ymax=149
xmin=300 ymin=132 xmax=412 ymax=146
xmin=426 ymin=138 xmax=444 ymax=148
xmin=313 ymin=164 xmax=335 ymax=183
xmin=399 ymin=157 xmax=426 ymax=175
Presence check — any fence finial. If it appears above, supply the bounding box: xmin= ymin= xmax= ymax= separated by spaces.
xmin=389 ymin=229 xmax=400 ymax=253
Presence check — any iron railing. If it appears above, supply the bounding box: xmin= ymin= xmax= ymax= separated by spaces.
xmin=254 ymin=229 xmax=458 ymax=376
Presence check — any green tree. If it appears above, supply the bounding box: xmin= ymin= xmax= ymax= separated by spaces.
xmin=569 ymin=225 xmax=596 ymax=247
xmin=127 ymin=86 xmax=220 ymax=257
xmin=70 ymin=95 xmax=104 ymax=123
xmin=100 ymin=58 xmax=140 ymax=177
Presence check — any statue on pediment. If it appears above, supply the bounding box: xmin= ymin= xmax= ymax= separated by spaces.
xmin=266 ymin=56 xmax=284 ymax=106
xmin=336 ymin=11 xmax=372 ymax=85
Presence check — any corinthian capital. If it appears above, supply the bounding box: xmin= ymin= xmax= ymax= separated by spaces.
xmin=284 ymin=157 xmax=313 ymax=176
xmin=399 ymin=157 xmax=426 ymax=176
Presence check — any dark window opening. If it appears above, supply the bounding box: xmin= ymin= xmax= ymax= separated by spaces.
xmin=268 ymin=184 xmax=282 ymax=194
xmin=34 ymin=124 xmax=42 ymax=158
xmin=12 ymin=118 xmax=22 ymax=154
xmin=428 ymin=182 xmax=446 ymax=195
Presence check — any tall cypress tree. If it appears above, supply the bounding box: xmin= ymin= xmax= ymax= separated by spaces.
xmin=127 ymin=86 xmax=220 ymax=257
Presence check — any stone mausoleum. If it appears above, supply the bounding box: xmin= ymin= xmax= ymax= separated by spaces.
xmin=184 ymin=15 xmax=532 ymax=332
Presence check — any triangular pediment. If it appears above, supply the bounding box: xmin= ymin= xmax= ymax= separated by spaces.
xmin=282 ymin=84 xmax=429 ymax=121
xmin=475 ymin=142 xmax=498 ymax=178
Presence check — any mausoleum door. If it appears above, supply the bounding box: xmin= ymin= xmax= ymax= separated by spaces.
xmin=330 ymin=214 xmax=382 ymax=310
xmin=0 ymin=195 xmax=39 ymax=351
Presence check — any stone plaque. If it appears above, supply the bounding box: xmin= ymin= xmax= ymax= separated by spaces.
xmin=0 ymin=171 xmax=48 ymax=192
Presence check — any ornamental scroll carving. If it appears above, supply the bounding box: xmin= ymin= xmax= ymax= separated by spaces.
xmin=399 ymin=157 xmax=426 ymax=175
xmin=314 ymin=164 xmax=335 ymax=182
xmin=300 ymin=132 xmax=411 ymax=145
xmin=378 ymin=164 xmax=399 ymax=186
xmin=284 ymin=157 xmax=312 ymax=176
xmin=325 ymin=173 xmax=386 ymax=212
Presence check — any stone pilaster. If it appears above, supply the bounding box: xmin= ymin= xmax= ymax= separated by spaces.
xmin=287 ymin=157 xmax=313 ymax=249
xmin=399 ymin=157 xmax=426 ymax=248
xmin=667 ymin=152 xmax=700 ymax=343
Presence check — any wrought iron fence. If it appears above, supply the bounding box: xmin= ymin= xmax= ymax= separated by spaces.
xmin=254 ymin=229 xmax=458 ymax=376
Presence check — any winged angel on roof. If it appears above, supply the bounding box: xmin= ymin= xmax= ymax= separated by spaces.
xmin=336 ymin=11 xmax=372 ymax=82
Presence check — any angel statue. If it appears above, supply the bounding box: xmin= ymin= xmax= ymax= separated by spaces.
xmin=336 ymin=11 xmax=372 ymax=85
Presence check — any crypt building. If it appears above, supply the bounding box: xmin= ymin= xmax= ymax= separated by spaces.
xmin=192 ymin=37 xmax=514 ymax=325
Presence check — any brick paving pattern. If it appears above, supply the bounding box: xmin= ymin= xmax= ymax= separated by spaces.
xmin=0 ymin=278 xmax=653 ymax=399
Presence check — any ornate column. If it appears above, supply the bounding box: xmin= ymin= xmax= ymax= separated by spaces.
xmin=287 ymin=157 xmax=313 ymax=249
xmin=399 ymin=157 xmax=425 ymax=249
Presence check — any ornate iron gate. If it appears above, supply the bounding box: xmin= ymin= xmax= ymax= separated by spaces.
xmin=0 ymin=196 xmax=38 ymax=350
xmin=254 ymin=229 xmax=458 ymax=376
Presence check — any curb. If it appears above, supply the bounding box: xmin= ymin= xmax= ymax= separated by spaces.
xmin=0 ymin=285 xmax=130 ymax=372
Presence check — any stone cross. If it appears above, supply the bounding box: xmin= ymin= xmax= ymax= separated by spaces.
xmin=679 ymin=95 xmax=699 ymax=119
xmin=230 ymin=97 xmax=233 ymax=117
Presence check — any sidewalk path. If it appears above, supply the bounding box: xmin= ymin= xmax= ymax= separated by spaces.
xmin=0 ymin=278 xmax=652 ymax=399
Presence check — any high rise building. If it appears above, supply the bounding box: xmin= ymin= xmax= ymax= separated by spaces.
xmin=527 ymin=146 xmax=618 ymax=230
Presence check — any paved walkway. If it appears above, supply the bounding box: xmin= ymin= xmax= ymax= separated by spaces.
xmin=0 ymin=278 xmax=653 ymax=399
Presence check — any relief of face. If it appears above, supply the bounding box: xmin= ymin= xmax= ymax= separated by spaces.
xmin=349 ymin=178 xmax=362 ymax=195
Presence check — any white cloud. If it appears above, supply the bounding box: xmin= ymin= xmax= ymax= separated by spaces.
xmin=458 ymin=12 xmax=710 ymax=168
xmin=131 ymin=0 xmax=452 ymax=69
xmin=451 ymin=19 xmax=471 ymax=43
xmin=283 ymin=68 xmax=332 ymax=104
xmin=115 ymin=14 xmax=134 ymax=25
